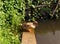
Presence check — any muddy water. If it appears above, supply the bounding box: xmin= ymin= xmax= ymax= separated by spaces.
xmin=35 ymin=20 xmax=60 ymax=44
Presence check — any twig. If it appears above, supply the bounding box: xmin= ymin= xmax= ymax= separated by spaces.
xmin=52 ymin=0 xmax=59 ymax=15
xmin=26 ymin=4 xmax=50 ymax=10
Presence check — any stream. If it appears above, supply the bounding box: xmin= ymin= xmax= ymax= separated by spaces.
xmin=35 ymin=20 xmax=60 ymax=44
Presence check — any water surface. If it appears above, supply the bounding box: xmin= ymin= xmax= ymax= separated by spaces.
xmin=35 ymin=20 xmax=60 ymax=44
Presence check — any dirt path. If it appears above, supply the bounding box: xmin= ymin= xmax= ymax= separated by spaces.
xmin=22 ymin=32 xmax=36 ymax=44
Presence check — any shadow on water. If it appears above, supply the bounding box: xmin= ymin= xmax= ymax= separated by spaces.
xmin=35 ymin=20 xmax=60 ymax=44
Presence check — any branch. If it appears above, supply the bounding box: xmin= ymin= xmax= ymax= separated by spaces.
xmin=35 ymin=4 xmax=50 ymax=8
xmin=26 ymin=4 xmax=50 ymax=10
xmin=52 ymin=0 xmax=59 ymax=15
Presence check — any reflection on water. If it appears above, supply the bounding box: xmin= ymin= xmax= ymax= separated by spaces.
xmin=35 ymin=20 xmax=60 ymax=44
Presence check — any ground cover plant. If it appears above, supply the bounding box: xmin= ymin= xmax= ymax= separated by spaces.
xmin=0 ymin=0 xmax=25 ymax=44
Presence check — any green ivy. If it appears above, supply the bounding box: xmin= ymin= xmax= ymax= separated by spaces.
xmin=0 ymin=0 xmax=25 ymax=44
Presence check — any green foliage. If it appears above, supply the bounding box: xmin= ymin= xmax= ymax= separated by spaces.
xmin=25 ymin=0 xmax=59 ymax=22
xmin=0 ymin=28 xmax=20 ymax=44
xmin=0 ymin=0 xmax=25 ymax=44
